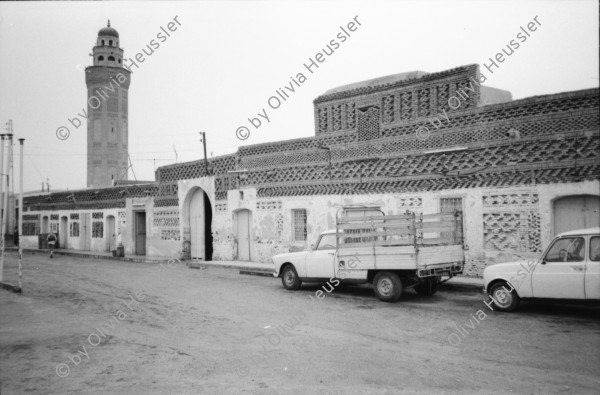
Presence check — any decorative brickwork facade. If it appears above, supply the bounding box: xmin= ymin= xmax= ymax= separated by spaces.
xmin=21 ymin=64 xmax=599 ymax=275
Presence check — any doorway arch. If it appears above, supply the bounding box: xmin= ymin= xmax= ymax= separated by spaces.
xmin=553 ymin=194 xmax=600 ymax=235
xmin=234 ymin=209 xmax=252 ymax=261
xmin=60 ymin=216 xmax=68 ymax=249
xmin=183 ymin=187 xmax=213 ymax=261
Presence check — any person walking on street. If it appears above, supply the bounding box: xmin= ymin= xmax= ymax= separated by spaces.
xmin=47 ymin=232 xmax=57 ymax=258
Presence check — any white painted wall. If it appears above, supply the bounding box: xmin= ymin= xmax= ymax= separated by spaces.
xmin=21 ymin=179 xmax=599 ymax=277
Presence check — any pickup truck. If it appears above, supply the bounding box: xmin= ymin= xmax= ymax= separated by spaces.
xmin=272 ymin=209 xmax=465 ymax=302
xmin=483 ymin=227 xmax=600 ymax=312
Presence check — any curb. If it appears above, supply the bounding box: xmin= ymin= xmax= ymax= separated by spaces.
xmin=188 ymin=261 xmax=275 ymax=277
xmin=0 ymin=281 xmax=22 ymax=293
xmin=12 ymin=248 xmax=167 ymax=265
xmin=239 ymin=270 xmax=275 ymax=277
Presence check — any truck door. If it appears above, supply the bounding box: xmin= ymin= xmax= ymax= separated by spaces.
xmin=586 ymin=236 xmax=600 ymax=299
xmin=305 ymin=233 xmax=336 ymax=279
xmin=532 ymin=236 xmax=585 ymax=299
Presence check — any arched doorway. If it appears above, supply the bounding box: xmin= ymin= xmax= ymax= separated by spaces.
xmin=553 ymin=194 xmax=600 ymax=235
xmin=234 ymin=209 xmax=251 ymax=261
xmin=106 ymin=215 xmax=116 ymax=252
xmin=185 ymin=187 xmax=213 ymax=261
xmin=60 ymin=216 xmax=68 ymax=249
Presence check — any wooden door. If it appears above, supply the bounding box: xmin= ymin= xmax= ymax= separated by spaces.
xmin=554 ymin=195 xmax=600 ymax=236
xmin=237 ymin=209 xmax=250 ymax=261
xmin=189 ymin=189 xmax=205 ymax=259
xmin=81 ymin=213 xmax=90 ymax=251
xmin=106 ymin=216 xmax=116 ymax=252
xmin=60 ymin=216 xmax=68 ymax=249
xmin=135 ymin=212 xmax=146 ymax=255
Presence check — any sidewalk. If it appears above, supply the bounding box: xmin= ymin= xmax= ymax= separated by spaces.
xmin=6 ymin=247 xmax=483 ymax=291
xmin=5 ymin=246 xmax=275 ymax=275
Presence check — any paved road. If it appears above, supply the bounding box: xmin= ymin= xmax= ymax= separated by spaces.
xmin=1 ymin=252 xmax=599 ymax=394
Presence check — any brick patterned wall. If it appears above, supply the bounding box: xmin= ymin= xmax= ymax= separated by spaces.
xmin=26 ymin=66 xmax=599 ymax=232
xmin=154 ymin=87 xmax=597 ymax=204
xmin=482 ymin=191 xmax=541 ymax=254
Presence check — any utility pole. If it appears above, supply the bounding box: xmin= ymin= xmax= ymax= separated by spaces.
xmin=127 ymin=154 xmax=137 ymax=181
xmin=2 ymin=133 xmax=13 ymax=249
xmin=0 ymin=122 xmax=13 ymax=281
xmin=0 ymin=133 xmax=4 ymax=281
xmin=18 ymin=139 xmax=24 ymax=290
xmin=199 ymin=131 xmax=209 ymax=174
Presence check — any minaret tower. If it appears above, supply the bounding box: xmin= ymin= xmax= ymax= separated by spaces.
xmin=85 ymin=20 xmax=131 ymax=187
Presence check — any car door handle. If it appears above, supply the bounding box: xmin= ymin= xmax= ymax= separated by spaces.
xmin=570 ymin=266 xmax=584 ymax=271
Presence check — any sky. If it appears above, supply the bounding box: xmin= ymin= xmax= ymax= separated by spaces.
xmin=0 ymin=0 xmax=598 ymax=193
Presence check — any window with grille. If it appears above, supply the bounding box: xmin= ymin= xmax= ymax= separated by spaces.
xmin=22 ymin=223 xmax=38 ymax=236
xmin=92 ymin=221 xmax=103 ymax=238
xmin=70 ymin=222 xmax=80 ymax=237
xmin=291 ymin=209 xmax=307 ymax=241
xmin=440 ymin=197 xmax=464 ymax=243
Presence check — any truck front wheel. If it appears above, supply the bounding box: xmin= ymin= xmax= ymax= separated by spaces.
xmin=373 ymin=272 xmax=403 ymax=302
xmin=281 ymin=265 xmax=302 ymax=290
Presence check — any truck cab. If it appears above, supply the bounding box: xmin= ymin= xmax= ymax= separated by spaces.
xmin=273 ymin=230 xmax=338 ymax=283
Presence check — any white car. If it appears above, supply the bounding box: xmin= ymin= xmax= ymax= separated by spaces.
xmin=483 ymin=227 xmax=600 ymax=312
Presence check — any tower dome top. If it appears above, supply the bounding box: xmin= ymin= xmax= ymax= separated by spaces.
xmin=98 ymin=20 xmax=119 ymax=38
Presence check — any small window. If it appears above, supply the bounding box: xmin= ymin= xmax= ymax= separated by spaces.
xmin=92 ymin=221 xmax=104 ymax=238
xmin=109 ymin=40 xmax=113 ymax=46
xmin=316 ymin=234 xmax=336 ymax=250
xmin=118 ymin=58 xmax=121 ymax=64
xmin=98 ymin=56 xmax=104 ymax=61
xmin=108 ymin=56 xmax=115 ymax=61
xmin=70 ymin=222 xmax=80 ymax=237
xmin=239 ymin=191 xmax=244 ymax=200
xmin=292 ymin=209 xmax=307 ymax=241
xmin=590 ymin=236 xmax=600 ymax=262
xmin=101 ymin=40 xmax=105 ymax=46
xmin=545 ymin=237 xmax=585 ymax=262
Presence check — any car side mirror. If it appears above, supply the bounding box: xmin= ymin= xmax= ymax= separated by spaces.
xmin=310 ymin=244 xmax=315 ymax=251
xmin=540 ymin=258 xmax=546 ymax=265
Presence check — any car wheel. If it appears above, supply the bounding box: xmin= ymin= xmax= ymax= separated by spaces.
xmin=373 ymin=272 xmax=403 ymax=302
xmin=488 ymin=281 xmax=519 ymax=312
xmin=415 ymin=278 xmax=438 ymax=296
xmin=281 ymin=265 xmax=302 ymax=290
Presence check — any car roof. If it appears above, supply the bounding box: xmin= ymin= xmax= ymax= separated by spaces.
xmin=557 ymin=227 xmax=600 ymax=237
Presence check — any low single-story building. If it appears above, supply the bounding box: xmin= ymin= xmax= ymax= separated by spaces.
xmin=22 ymin=64 xmax=600 ymax=276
